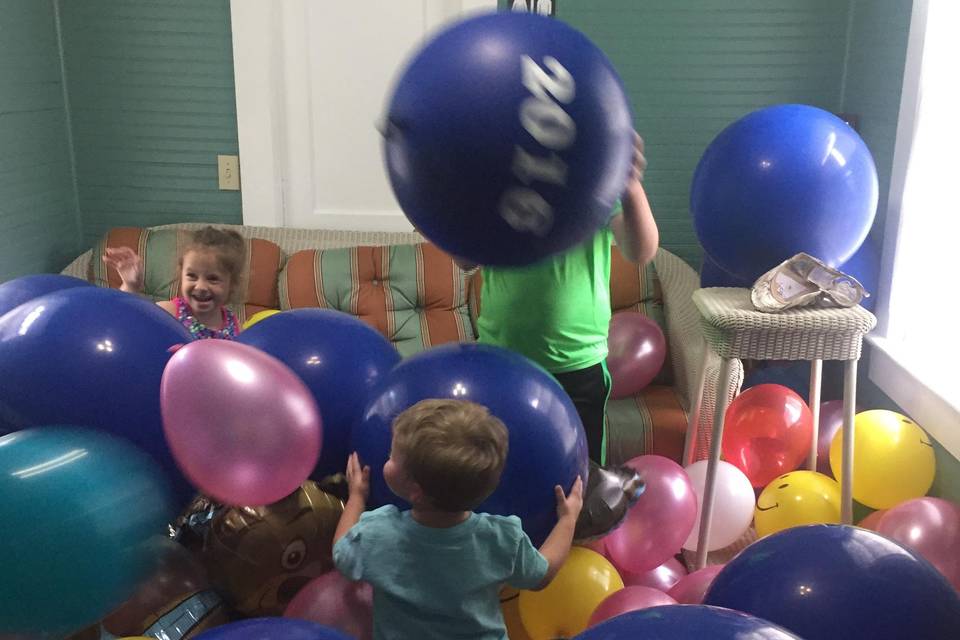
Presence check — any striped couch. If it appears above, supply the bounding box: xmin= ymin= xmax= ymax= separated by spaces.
xmin=63 ymin=223 xmax=739 ymax=466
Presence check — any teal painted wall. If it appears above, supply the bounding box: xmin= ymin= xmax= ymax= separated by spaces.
xmin=58 ymin=0 xmax=241 ymax=248
xmin=0 ymin=0 xmax=80 ymax=281
xmin=841 ymin=0 xmax=912 ymax=238
xmin=505 ymin=0 xmax=853 ymax=266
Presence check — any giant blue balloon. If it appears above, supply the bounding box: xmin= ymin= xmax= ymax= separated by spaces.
xmin=237 ymin=309 xmax=400 ymax=479
xmin=704 ymin=524 xmax=960 ymax=639
xmin=699 ymin=254 xmax=753 ymax=288
xmin=0 ymin=427 xmax=174 ymax=637
xmin=383 ymin=12 xmax=633 ymax=266
xmin=0 ymin=273 xmax=93 ymax=319
xmin=0 ymin=287 xmax=193 ymax=501
xmin=692 ymin=104 xmax=878 ymax=281
xmin=353 ymin=343 xmax=588 ymax=546
xmin=195 ymin=618 xmax=353 ymax=640
xmin=574 ymin=605 xmax=802 ymax=639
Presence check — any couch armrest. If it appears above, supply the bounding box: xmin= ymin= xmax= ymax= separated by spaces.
xmin=653 ymin=249 xmax=742 ymax=461
xmin=62 ymin=250 xmax=91 ymax=281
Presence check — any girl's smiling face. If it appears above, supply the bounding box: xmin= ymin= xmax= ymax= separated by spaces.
xmin=180 ymin=249 xmax=232 ymax=321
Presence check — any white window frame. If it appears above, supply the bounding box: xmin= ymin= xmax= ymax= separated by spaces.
xmin=868 ymin=0 xmax=960 ymax=457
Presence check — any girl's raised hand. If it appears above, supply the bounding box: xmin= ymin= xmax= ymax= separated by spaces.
xmin=102 ymin=247 xmax=145 ymax=292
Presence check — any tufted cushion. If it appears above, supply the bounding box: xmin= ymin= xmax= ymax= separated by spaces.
xmin=90 ymin=226 xmax=282 ymax=325
xmin=279 ymin=243 xmax=475 ymax=357
xmin=606 ymin=386 xmax=689 ymax=465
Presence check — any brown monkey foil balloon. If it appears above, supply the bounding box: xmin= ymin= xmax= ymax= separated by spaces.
xmin=200 ymin=481 xmax=343 ymax=617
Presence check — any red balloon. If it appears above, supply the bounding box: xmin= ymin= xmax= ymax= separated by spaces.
xmin=721 ymin=384 xmax=813 ymax=488
xmin=876 ymin=497 xmax=960 ymax=591
xmin=857 ymin=508 xmax=887 ymax=531
xmin=284 ymin=570 xmax=373 ymax=640
xmin=621 ymin=557 xmax=687 ymax=592
xmin=607 ymin=312 xmax=666 ymax=399
xmin=667 ymin=564 xmax=725 ymax=604
xmin=587 ymin=586 xmax=677 ymax=627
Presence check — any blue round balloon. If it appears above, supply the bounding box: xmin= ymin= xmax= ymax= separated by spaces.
xmin=838 ymin=239 xmax=879 ymax=312
xmin=703 ymin=524 xmax=960 ymax=639
xmin=699 ymin=254 xmax=754 ymax=288
xmin=692 ymin=104 xmax=878 ymax=281
xmin=238 ymin=309 xmax=400 ymax=479
xmin=194 ymin=618 xmax=353 ymax=640
xmin=0 ymin=287 xmax=194 ymax=502
xmin=742 ymin=362 xmax=811 ymax=400
xmin=383 ymin=12 xmax=633 ymax=266
xmin=353 ymin=343 xmax=588 ymax=546
xmin=0 ymin=273 xmax=93 ymax=319
xmin=574 ymin=605 xmax=802 ymax=639
xmin=0 ymin=427 xmax=174 ymax=637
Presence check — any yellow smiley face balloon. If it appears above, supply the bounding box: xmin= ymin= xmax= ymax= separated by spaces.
xmin=754 ymin=470 xmax=841 ymax=537
xmin=829 ymin=410 xmax=935 ymax=509
xmin=518 ymin=547 xmax=623 ymax=639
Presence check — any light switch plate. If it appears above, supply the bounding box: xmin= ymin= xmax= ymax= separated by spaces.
xmin=218 ymin=155 xmax=240 ymax=190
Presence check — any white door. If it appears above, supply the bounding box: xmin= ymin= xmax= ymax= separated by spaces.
xmin=231 ymin=0 xmax=498 ymax=230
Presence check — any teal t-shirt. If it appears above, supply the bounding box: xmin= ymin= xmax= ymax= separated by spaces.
xmin=333 ymin=505 xmax=548 ymax=640
xmin=478 ymin=227 xmax=614 ymax=373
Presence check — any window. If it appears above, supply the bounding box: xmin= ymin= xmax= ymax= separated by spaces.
xmin=870 ymin=0 xmax=960 ymax=456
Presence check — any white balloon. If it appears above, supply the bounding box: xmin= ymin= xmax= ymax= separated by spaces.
xmin=682 ymin=460 xmax=755 ymax=552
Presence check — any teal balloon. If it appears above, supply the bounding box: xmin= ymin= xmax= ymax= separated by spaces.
xmin=0 ymin=427 xmax=174 ymax=637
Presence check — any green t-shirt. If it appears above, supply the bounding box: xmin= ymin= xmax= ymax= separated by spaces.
xmin=478 ymin=227 xmax=613 ymax=373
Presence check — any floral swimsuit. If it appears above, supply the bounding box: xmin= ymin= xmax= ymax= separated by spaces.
xmin=173 ymin=296 xmax=239 ymax=340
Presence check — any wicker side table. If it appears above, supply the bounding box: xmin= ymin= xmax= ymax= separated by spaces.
xmin=687 ymin=288 xmax=876 ymax=569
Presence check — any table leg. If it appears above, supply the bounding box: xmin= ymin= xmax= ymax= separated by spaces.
xmin=808 ymin=359 xmax=823 ymax=470
xmin=841 ymin=359 xmax=858 ymax=524
xmin=694 ymin=357 xmax=735 ymax=570
xmin=684 ymin=347 xmax=711 ymax=467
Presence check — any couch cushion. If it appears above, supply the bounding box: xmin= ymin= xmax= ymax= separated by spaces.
xmin=606 ymin=386 xmax=689 ymax=465
xmin=90 ymin=227 xmax=282 ymax=324
xmin=279 ymin=243 xmax=475 ymax=357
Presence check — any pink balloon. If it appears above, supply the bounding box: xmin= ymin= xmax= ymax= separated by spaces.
xmin=816 ymin=399 xmax=844 ymax=476
xmin=161 ymin=339 xmax=322 ymax=505
xmin=667 ymin=564 xmax=725 ymax=604
xmin=607 ymin=312 xmax=666 ymax=399
xmin=876 ymin=497 xmax=960 ymax=591
xmin=621 ymin=556 xmax=687 ymax=592
xmin=605 ymin=455 xmax=698 ymax=573
xmin=588 ymin=586 xmax=677 ymax=627
xmin=857 ymin=509 xmax=887 ymax=531
xmin=285 ymin=571 xmax=373 ymax=640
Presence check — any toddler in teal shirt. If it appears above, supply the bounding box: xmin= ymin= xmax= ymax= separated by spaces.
xmin=333 ymin=399 xmax=583 ymax=640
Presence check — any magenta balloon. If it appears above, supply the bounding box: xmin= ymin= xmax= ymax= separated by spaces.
xmin=284 ymin=570 xmax=373 ymax=640
xmin=587 ymin=586 xmax=677 ymax=627
xmin=621 ymin=556 xmax=687 ymax=591
xmin=160 ymin=340 xmax=322 ymax=506
xmin=605 ymin=455 xmax=698 ymax=573
xmin=816 ymin=399 xmax=844 ymax=476
xmin=667 ymin=564 xmax=725 ymax=604
xmin=876 ymin=497 xmax=960 ymax=591
xmin=607 ymin=312 xmax=667 ymax=399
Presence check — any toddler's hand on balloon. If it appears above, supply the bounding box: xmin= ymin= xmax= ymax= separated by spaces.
xmin=346 ymin=452 xmax=370 ymax=501
xmin=555 ymin=476 xmax=584 ymax=522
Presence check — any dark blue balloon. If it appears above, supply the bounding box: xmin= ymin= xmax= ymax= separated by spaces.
xmin=838 ymin=239 xmax=879 ymax=312
xmin=237 ymin=309 xmax=400 ymax=479
xmin=742 ymin=361 xmax=811 ymax=400
xmin=574 ymin=605 xmax=802 ymax=639
xmin=353 ymin=343 xmax=588 ymax=546
xmin=384 ymin=12 xmax=633 ymax=266
xmin=0 ymin=427 xmax=174 ymax=637
xmin=692 ymin=104 xmax=878 ymax=281
xmin=0 ymin=273 xmax=93 ymax=318
xmin=699 ymin=254 xmax=754 ymax=288
xmin=194 ymin=618 xmax=353 ymax=640
xmin=0 ymin=287 xmax=194 ymax=502
xmin=704 ymin=524 xmax=960 ymax=640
